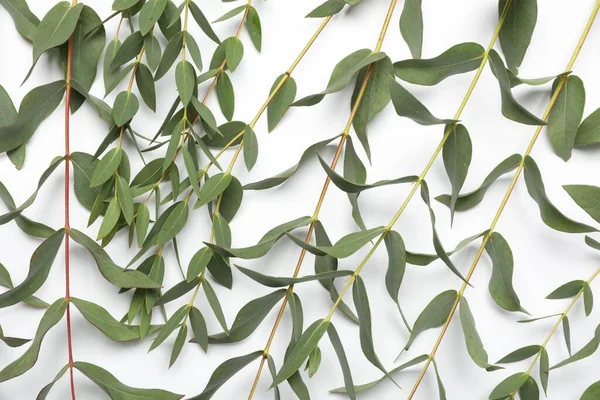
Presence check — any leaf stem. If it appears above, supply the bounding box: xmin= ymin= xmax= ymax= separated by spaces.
xmin=246 ymin=1 xmax=398 ymax=397
xmin=65 ymin=1 xmax=77 ymax=397
xmin=406 ymin=2 xmax=600 ymax=398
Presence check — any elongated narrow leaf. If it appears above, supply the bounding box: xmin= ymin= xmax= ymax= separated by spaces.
xmin=519 ymin=375 xmax=540 ymax=400
xmin=189 ymin=1 xmax=220 ymax=43
xmin=175 ymin=60 xmax=195 ymax=106
xmin=399 ymin=0 xmax=423 ymax=58
xmin=523 ymin=156 xmax=596 ymax=233
xmin=155 ymin=31 xmax=183 ymax=80
xmin=188 ymin=351 xmax=263 ymax=400
xmin=443 ymin=123 xmax=472 ymax=222
xmin=71 ymin=297 xmax=140 ymax=341
xmin=306 ymin=0 xmax=346 ymax=18
xmin=498 ymin=0 xmax=537 ymax=73
xmin=236 ymin=265 xmax=352 ymax=288
xmin=436 ymin=154 xmax=521 ymax=211
xmin=488 ymin=50 xmax=546 ymax=125
xmin=0 ymin=80 xmax=66 ymax=153
xmin=75 ymin=361 xmax=182 ymax=399
xmin=548 ymin=76 xmax=585 ymax=161
xmin=547 ymin=280 xmax=585 ymax=299
xmin=293 ymin=49 xmax=386 ymax=106
xmin=484 ymin=232 xmax=527 ymax=313
xmin=459 ymin=297 xmax=501 ymax=370
xmin=149 ymin=305 xmax=187 ymax=351
xmin=208 ymin=289 xmax=286 ymax=344
xmin=395 ymin=42 xmax=484 ymax=85
xmin=272 ymin=319 xmax=329 ymax=386
xmin=489 ymin=373 xmax=529 ymax=399
xmin=156 ymin=201 xmax=189 ymax=245
xmin=551 ymin=325 xmax=600 ymax=370
xmin=111 ymin=31 xmax=143 ymax=69
xmin=244 ymin=136 xmax=339 ymax=190
xmin=216 ymin=73 xmax=235 ymax=121
xmin=267 ymin=75 xmax=296 ymax=132
xmin=316 ymin=226 xmax=386 ymax=259
xmin=36 ymin=364 xmax=69 ymax=400
xmin=564 ymin=185 xmax=600 ymax=223
xmin=0 ymin=298 xmax=67 ymax=382
xmin=0 ymin=0 xmax=39 ymax=41
xmin=404 ymin=290 xmax=457 ymax=350
xmin=540 ymin=347 xmax=549 ymax=395
xmin=0 ymin=230 xmax=64 ymax=308
xmin=327 ymin=323 xmax=356 ymax=399
xmin=243 ymin=125 xmax=258 ymax=171
xmin=390 ymin=81 xmax=456 ymax=125
xmin=318 ymin=154 xmax=417 ymax=193
xmin=32 ymin=2 xmax=83 ymax=63
xmin=576 ymin=106 xmax=600 ymax=146
xmin=497 ymin=345 xmax=541 ymax=363
xmin=139 ymin=0 xmax=168 ymax=35
xmin=384 ymin=230 xmax=406 ymax=305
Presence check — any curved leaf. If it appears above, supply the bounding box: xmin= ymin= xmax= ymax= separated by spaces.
xmin=498 ymin=0 xmax=537 ymax=73
xmin=390 ymin=80 xmax=456 ymax=125
xmin=404 ymin=290 xmax=457 ymax=351
xmin=548 ymin=76 xmax=585 ymax=161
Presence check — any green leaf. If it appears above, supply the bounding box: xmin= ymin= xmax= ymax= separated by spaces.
xmin=135 ymin=203 xmax=150 ymax=247
xmin=272 ymin=319 xmax=329 ymax=387
xmin=306 ymin=0 xmax=345 ymax=18
xmin=563 ymin=316 xmax=572 ymax=355
xmin=327 ymin=323 xmax=356 ymax=399
xmin=155 ymin=31 xmax=183 ymax=80
xmin=420 ymin=181 xmax=470 ymax=284
xmin=404 ymin=290 xmax=457 ymax=350
xmin=225 ymin=37 xmax=244 ymax=72
xmin=293 ymin=49 xmax=386 ymax=106
xmin=318 ymin=153 xmax=417 ymax=193
xmin=436 ymin=154 xmax=522 ymax=211
xmin=74 ymin=361 xmax=183 ymax=399
xmin=0 ymin=80 xmax=66 ymax=153
xmin=384 ymin=230 xmax=406 ymax=306
xmin=208 ymin=289 xmax=286 ymax=344
xmin=111 ymin=31 xmax=143 ymax=69
xmin=0 ymin=0 xmax=39 ymax=41
xmin=519 ymin=375 xmax=540 ymax=400
xmin=196 ymin=173 xmax=232 ymax=207
xmin=0 ymin=263 xmax=49 ymax=308
xmin=97 ymin=197 xmax=120 ymax=240
xmin=242 ymin=125 xmax=258 ymax=171
xmin=219 ymin=176 xmax=243 ymax=222
xmin=90 ymin=147 xmax=121 ymax=187
xmin=443 ymin=124 xmax=472 ymax=223
xmin=551 ymin=325 xmax=600 ymax=370
xmin=32 ymin=2 xmax=83 ymax=63
xmin=351 ymin=57 xmax=394 ymax=159
xmin=489 ymin=373 xmax=529 ymax=399
xmin=523 ymin=156 xmax=596 ymax=232
xmin=169 ymin=324 xmax=187 ymax=367
xmin=432 ymin=359 xmax=447 ymax=400
xmin=36 ymin=364 xmax=69 ymax=400
xmin=576 ymin=106 xmax=600 ymax=146
xmin=244 ymin=136 xmax=339 ymax=190
xmin=116 ymin=176 xmax=134 ymax=224
xmin=245 ymin=6 xmax=261 ymax=51
xmin=548 ymin=76 xmax=585 ymax=160
xmin=189 ymin=306 xmax=208 ymax=352
xmin=136 ymin=63 xmax=157 ymax=112
xmin=155 ymin=278 xmax=200 ymax=306
xmin=113 ymin=91 xmax=139 ymax=126
xmin=498 ymin=0 xmax=537 ymax=73
xmin=390 ymin=80 xmax=456 ymax=125
xmin=0 ymin=298 xmax=67 ymax=382
xmin=186 ymin=247 xmax=213 ymax=282
xmin=484 ymin=232 xmax=527 ymax=313
xmin=406 ymin=230 xmax=487 ymax=266
xmin=546 ymin=280 xmax=585 ymax=299
xmin=149 ymin=305 xmax=187 ymax=351
xmin=564 ymin=185 xmax=600 ymax=223
xmin=0 ymin=84 xmax=17 ymax=126
xmin=0 ymin=325 xmax=28 ymax=348
xmin=71 ymin=297 xmax=141 ymax=341
xmin=236 ymin=265 xmax=352 ymax=288
xmin=394 ymin=42 xmax=484 ymax=85
xmin=175 ymin=60 xmax=195 ymax=106
xmin=540 ymin=347 xmax=549 ymax=395
xmin=0 ymin=230 xmax=64 ymax=309
xmin=156 ymin=201 xmax=189 ymax=245
xmin=584 ymin=283 xmax=594 ymax=316
xmin=184 ymin=32 xmax=203 ymax=71
xmin=70 ymin=229 xmax=161 ymax=288
xmin=330 ymin=354 xmax=428 ymax=395
xmin=139 ymin=0 xmax=168 ymax=35
xmin=507 ymin=70 xmax=562 ymax=88
xmin=203 ymin=280 xmax=228 ymax=332
xmin=488 ymin=50 xmax=546 ymax=125
xmin=582 ymin=380 xmax=600 ymax=400
xmin=267 ymin=75 xmax=296 ymax=132
xmin=497 ymin=345 xmax=541 ymax=363
xmin=216 ymin=73 xmax=235 ymax=121
xmin=353 ymin=276 xmax=393 ymax=381
xmin=212 ymin=214 xmax=231 ymax=248
xmin=144 ymin=34 xmax=162 ymax=71
xmin=399 ymin=0 xmax=423 ymax=58
xmin=188 ymin=351 xmax=263 ymax=400
xmin=459 ymin=296 xmax=501 ymax=370
xmin=0 ymin=183 xmax=54 ymax=239
xmin=189 ymin=1 xmax=220 ymax=44
xmin=157 ymin=0 xmax=180 ymax=40
xmin=319 ymin=226 xmax=386 ymax=258
xmin=103 ymin=40 xmax=132 ymax=96
xmin=213 ymin=5 xmax=247 ymax=23
xmin=113 ymin=0 xmax=140 ymax=11
xmin=305 ymin=346 xmax=321 ymax=378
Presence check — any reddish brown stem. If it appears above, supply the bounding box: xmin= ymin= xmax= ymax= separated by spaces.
xmin=64 ymin=33 xmax=76 ymax=400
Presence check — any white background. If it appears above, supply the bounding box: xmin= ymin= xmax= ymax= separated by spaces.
xmin=2 ymin=0 xmax=600 ymax=399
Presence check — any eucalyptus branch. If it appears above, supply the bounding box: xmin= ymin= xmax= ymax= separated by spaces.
xmin=246 ymin=1 xmax=398 ymax=397
xmin=406 ymin=3 xmax=600 ymax=398
xmin=63 ymin=1 xmax=77 ymax=397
